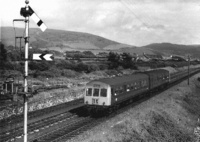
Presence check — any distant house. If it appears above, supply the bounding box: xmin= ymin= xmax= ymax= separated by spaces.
xmin=96 ymin=52 xmax=108 ymax=58
xmin=143 ymin=53 xmax=163 ymax=60
xmin=171 ymin=55 xmax=186 ymax=61
xmin=131 ymin=53 xmax=150 ymax=62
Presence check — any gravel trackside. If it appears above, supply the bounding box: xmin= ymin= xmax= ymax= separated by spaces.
xmin=70 ymin=73 xmax=200 ymax=142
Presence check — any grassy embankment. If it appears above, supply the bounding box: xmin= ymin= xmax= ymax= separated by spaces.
xmin=71 ymin=73 xmax=200 ymax=142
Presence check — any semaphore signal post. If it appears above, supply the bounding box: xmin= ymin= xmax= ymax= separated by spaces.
xmin=13 ymin=0 xmax=48 ymax=142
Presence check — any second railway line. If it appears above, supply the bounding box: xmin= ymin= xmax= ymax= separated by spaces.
xmin=1 ymin=66 xmax=200 ymax=142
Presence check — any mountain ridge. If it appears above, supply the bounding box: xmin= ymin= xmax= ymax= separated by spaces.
xmin=1 ymin=27 xmax=131 ymax=50
xmin=1 ymin=27 xmax=200 ymax=58
xmin=142 ymin=42 xmax=200 ymax=58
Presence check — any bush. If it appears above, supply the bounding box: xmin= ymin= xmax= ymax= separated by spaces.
xmin=99 ymin=64 xmax=108 ymax=70
xmin=75 ymin=62 xmax=88 ymax=72
xmin=29 ymin=61 xmax=52 ymax=71
xmin=56 ymin=60 xmax=76 ymax=70
xmin=37 ymin=71 xmax=56 ymax=78
xmin=87 ymin=64 xmax=100 ymax=72
xmin=0 ymin=70 xmax=22 ymax=78
xmin=61 ymin=69 xmax=79 ymax=78
xmin=105 ymin=69 xmax=122 ymax=76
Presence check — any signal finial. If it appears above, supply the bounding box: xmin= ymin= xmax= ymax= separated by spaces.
xmin=25 ymin=0 xmax=29 ymax=4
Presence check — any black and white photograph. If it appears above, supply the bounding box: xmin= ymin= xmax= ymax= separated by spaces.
xmin=1 ymin=0 xmax=200 ymax=141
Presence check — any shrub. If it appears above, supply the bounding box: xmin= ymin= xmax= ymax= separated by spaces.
xmin=99 ymin=64 xmax=108 ymax=70
xmin=29 ymin=61 xmax=52 ymax=71
xmin=61 ymin=69 xmax=78 ymax=78
xmin=105 ymin=69 xmax=121 ymax=76
xmin=37 ymin=71 xmax=56 ymax=78
xmin=87 ymin=64 xmax=100 ymax=72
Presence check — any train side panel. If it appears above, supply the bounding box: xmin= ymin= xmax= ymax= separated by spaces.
xmin=170 ymin=70 xmax=187 ymax=83
xmin=110 ymin=74 xmax=149 ymax=105
xmin=145 ymin=69 xmax=169 ymax=89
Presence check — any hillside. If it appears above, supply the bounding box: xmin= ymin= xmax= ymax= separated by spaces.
xmin=1 ymin=27 xmax=158 ymax=55
xmin=3 ymin=27 xmax=200 ymax=57
xmin=1 ymin=27 xmax=130 ymax=50
xmin=143 ymin=43 xmax=200 ymax=58
xmin=118 ymin=46 xmax=158 ymax=55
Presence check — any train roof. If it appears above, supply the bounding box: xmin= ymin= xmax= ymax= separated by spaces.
xmin=159 ymin=67 xmax=177 ymax=74
xmin=145 ymin=69 xmax=169 ymax=75
xmin=87 ymin=73 xmax=148 ymax=87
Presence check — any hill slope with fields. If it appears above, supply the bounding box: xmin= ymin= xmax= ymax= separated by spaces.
xmin=2 ymin=27 xmax=200 ymax=58
xmin=142 ymin=43 xmax=200 ymax=58
xmin=1 ymin=27 xmax=130 ymax=50
xmin=1 ymin=27 xmax=155 ymax=55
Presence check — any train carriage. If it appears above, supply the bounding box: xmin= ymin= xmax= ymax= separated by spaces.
xmin=84 ymin=73 xmax=149 ymax=110
xmin=84 ymin=67 xmax=200 ymax=115
xmin=145 ymin=69 xmax=169 ymax=89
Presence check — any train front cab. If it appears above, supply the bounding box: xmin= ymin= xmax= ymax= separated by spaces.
xmin=84 ymin=81 xmax=111 ymax=113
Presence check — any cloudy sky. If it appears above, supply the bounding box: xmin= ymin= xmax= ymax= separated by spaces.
xmin=1 ymin=0 xmax=200 ymax=46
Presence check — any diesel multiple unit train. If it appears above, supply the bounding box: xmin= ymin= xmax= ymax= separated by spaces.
xmin=84 ymin=67 xmax=200 ymax=113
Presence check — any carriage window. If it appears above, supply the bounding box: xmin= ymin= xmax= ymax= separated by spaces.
xmin=115 ymin=88 xmax=119 ymax=95
xmin=123 ymin=85 xmax=127 ymax=92
xmin=119 ymin=86 xmax=123 ymax=93
xmin=127 ymin=84 xmax=130 ymax=91
xmin=143 ymin=80 xmax=147 ymax=86
xmin=141 ymin=80 xmax=146 ymax=87
xmin=86 ymin=88 xmax=92 ymax=96
xmin=93 ymin=88 xmax=99 ymax=97
xmin=131 ymin=83 xmax=134 ymax=90
xmin=111 ymin=88 xmax=114 ymax=96
xmin=100 ymin=88 xmax=107 ymax=97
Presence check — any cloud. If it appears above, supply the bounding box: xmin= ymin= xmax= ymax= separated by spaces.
xmin=1 ymin=0 xmax=200 ymax=46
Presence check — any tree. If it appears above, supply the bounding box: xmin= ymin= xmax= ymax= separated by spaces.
xmin=121 ymin=53 xmax=134 ymax=69
xmin=0 ymin=43 xmax=7 ymax=61
xmin=0 ymin=43 xmax=8 ymax=70
xmin=29 ymin=61 xmax=51 ymax=71
xmin=83 ymin=51 xmax=95 ymax=58
xmin=107 ymin=52 xmax=120 ymax=69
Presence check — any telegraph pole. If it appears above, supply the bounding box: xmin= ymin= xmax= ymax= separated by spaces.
xmin=188 ymin=55 xmax=190 ymax=85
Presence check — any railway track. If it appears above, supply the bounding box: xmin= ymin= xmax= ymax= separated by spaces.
xmin=0 ymin=98 xmax=83 ymax=128
xmin=0 ymin=98 xmax=84 ymax=141
xmin=32 ymin=116 xmax=93 ymax=142
xmin=0 ymin=111 xmax=77 ymax=141
xmin=2 ymin=69 xmax=200 ymax=142
xmin=2 ymin=106 xmax=92 ymax=142
xmin=29 ymin=106 xmax=106 ymax=142
xmin=27 ymin=69 xmax=200 ymax=142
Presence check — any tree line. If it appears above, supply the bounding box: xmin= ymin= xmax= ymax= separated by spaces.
xmin=0 ymin=43 xmax=137 ymax=78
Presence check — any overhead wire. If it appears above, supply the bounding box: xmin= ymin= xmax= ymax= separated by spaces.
xmin=125 ymin=0 xmax=155 ymax=27
xmin=122 ymin=0 xmax=200 ymax=31
xmin=118 ymin=0 xmax=150 ymax=28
